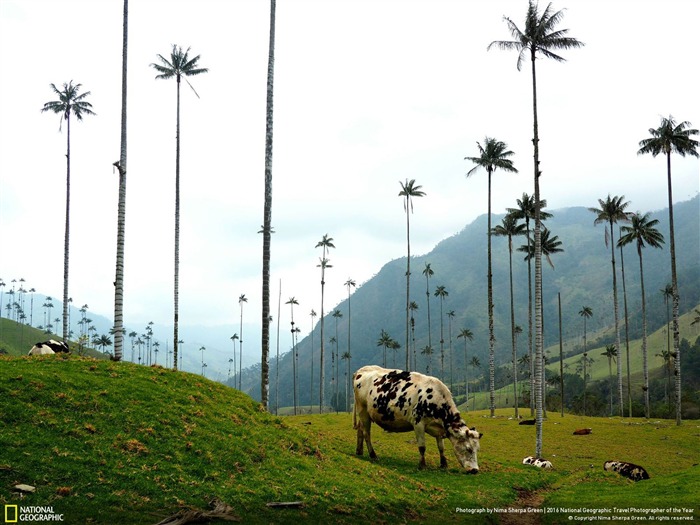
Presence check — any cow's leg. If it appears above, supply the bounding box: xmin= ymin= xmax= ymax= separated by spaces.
xmin=364 ymin=421 xmax=377 ymax=460
xmin=355 ymin=425 xmax=364 ymax=456
xmin=414 ymin=424 xmax=427 ymax=469
xmin=436 ymin=436 xmax=448 ymax=468
xmin=356 ymin=411 xmax=377 ymax=460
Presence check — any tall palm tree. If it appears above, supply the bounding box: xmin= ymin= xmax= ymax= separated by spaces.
xmin=576 ymin=352 xmax=594 ymax=416
xmin=41 ymin=81 xmax=95 ymax=343
xmin=589 ymin=195 xmax=630 ymax=416
xmin=399 ymin=179 xmax=426 ymax=371
xmin=409 ymin=301 xmax=419 ymax=370
xmin=601 ymin=345 xmax=617 ymax=416
xmin=260 ymin=0 xmax=277 ymax=409
xmin=286 ymin=297 xmax=299 ymax=415
xmin=112 ymin=0 xmax=129 ymax=362
xmin=341 ymin=350 xmax=352 ymax=412
xmin=490 ymin=0 xmax=582 ymax=456
xmin=377 ymin=329 xmax=392 ymax=368
xmin=151 ymin=45 xmax=208 ymax=371
xmin=316 ymin=234 xmax=335 ymax=413
xmin=309 ymin=309 xmax=317 ymax=412
xmin=434 ymin=285 xmax=449 ymax=379
xmin=238 ymin=294 xmax=247 ymax=390
xmin=332 ymin=309 xmax=343 ymax=407
xmin=466 ymin=137 xmax=518 ymax=417
xmin=578 ymin=306 xmax=593 ymax=359
xmin=344 ymin=277 xmax=356 ymax=370
xmin=619 ymin=212 xmax=664 ymax=418
xmin=422 ymin=262 xmax=434 ymax=358
xmin=446 ymin=310 xmax=455 ymax=392
xmin=230 ymin=333 xmax=239 ymax=387
xmin=507 ymin=194 xmax=552 ymax=415
xmin=457 ymin=328 xmax=474 ymax=403
xmin=493 ymin=213 xmax=526 ymax=417
xmin=638 ymin=116 xmax=699 ymax=426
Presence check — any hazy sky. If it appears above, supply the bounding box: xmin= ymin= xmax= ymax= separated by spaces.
xmin=1 ymin=0 xmax=698 ymax=346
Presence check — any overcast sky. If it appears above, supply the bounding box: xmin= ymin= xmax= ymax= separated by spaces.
xmin=1 ymin=0 xmax=698 ymax=346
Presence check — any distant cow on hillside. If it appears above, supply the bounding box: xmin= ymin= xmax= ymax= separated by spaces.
xmin=573 ymin=428 xmax=593 ymax=435
xmin=28 ymin=340 xmax=69 ymax=355
xmin=604 ymin=460 xmax=650 ymax=481
xmin=353 ymin=365 xmax=482 ymax=473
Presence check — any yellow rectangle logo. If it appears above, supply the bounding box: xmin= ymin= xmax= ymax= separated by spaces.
xmin=5 ymin=505 xmax=18 ymax=523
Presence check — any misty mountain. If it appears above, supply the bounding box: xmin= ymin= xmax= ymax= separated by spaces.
xmin=243 ymin=196 xmax=699 ymax=406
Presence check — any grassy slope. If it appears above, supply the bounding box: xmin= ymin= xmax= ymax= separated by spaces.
xmin=1 ymin=356 xmax=698 ymax=524
xmin=0 ymin=317 xmax=104 ymax=358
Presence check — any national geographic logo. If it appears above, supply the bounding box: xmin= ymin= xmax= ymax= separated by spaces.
xmin=4 ymin=505 xmax=64 ymax=522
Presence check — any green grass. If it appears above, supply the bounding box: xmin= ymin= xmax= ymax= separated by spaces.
xmin=1 ymin=356 xmax=698 ymax=524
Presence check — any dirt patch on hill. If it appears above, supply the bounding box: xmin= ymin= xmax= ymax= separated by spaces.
xmin=498 ymin=489 xmax=546 ymax=525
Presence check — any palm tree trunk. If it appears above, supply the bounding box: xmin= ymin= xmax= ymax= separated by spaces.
xmin=526 ymin=218 xmax=534 ymax=416
xmin=619 ymin=242 xmax=632 ymax=417
xmin=531 ymin=50 xmax=544 ymax=458
xmin=609 ymin=221 xmax=623 ymax=417
xmin=113 ymin=0 xmax=128 ymax=362
xmin=405 ymin=203 xmax=411 ymax=371
xmin=173 ymin=74 xmax=181 ymax=371
xmin=63 ymin=114 xmax=71 ymax=343
xmin=509 ymin=235 xmax=518 ymax=418
xmin=487 ymin=168 xmax=495 ymax=417
xmin=260 ymin=0 xmax=276 ymax=410
xmin=666 ymin=152 xmax=682 ymax=426
xmin=639 ymin=251 xmax=650 ymax=418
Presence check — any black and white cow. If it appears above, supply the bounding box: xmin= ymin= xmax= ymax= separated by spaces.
xmin=603 ymin=460 xmax=650 ymax=481
xmin=28 ymin=340 xmax=69 ymax=355
xmin=353 ymin=365 xmax=481 ymax=473
xmin=522 ymin=456 xmax=553 ymax=469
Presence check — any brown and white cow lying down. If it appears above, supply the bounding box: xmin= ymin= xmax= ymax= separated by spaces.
xmin=353 ymin=365 xmax=482 ymax=473
xmin=604 ymin=460 xmax=650 ymax=481
xmin=28 ymin=340 xmax=70 ymax=355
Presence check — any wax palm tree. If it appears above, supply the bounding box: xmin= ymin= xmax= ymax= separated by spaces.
xmin=466 ymin=137 xmax=518 ymax=417
xmin=151 ymin=45 xmax=208 ymax=371
xmin=576 ymin=352 xmax=594 ymax=415
xmin=399 ymin=179 xmax=426 ymax=371
xmin=493 ymin=213 xmax=526 ymax=417
xmin=578 ymin=306 xmax=593 ymax=358
xmin=490 ymin=0 xmax=582 ymax=455
xmin=434 ymin=285 xmax=449 ymax=379
xmin=41 ymin=81 xmax=95 ymax=343
xmin=656 ymin=348 xmax=675 ymax=409
xmin=230 ymin=333 xmax=239 ymax=388
xmin=589 ymin=195 xmax=630 ymax=416
xmin=344 ymin=277 xmax=356 ymax=370
xmin=601 ymin=345 xmax=617 ymax=416
xmin=112 ymin=0 xmax=129 ymax=362
xmin=619 ymin=212 xmax=664 ymax=418
xmin=341 ymin=350 xmax=352 ymax=411
xmin=409 ymin=301 xmax=419 ymax=370
xmin=332 ymin=309 xmax=343 ymax=406
xmin=286 ymin=297 xmax=299 ymax=414
xmin=260 ymin=0 xmax=277 ymax=409
xmin=507 ymin=193 xmax=552 ymax=415
xmin=458 ymin=328 xmax=474 ymax=403
xmin=421 ymin=345 xmax=434 ymax=374
xmin=422 ymin=262 xmax=434 ymax=357
xmin=238 ymin=294 xmax=248 ymax=390
xmin=309 ymin=309 xmax=317 ymax=412
xmin=316 ymin=234 xmax=335 ymax=412
xmin=377 ymin=329 xmax=392 ymax=368
xmin=446 ymin=310 xmax=455 ymax=391
xmin=638 ymin=116 xmax=698 ymax=425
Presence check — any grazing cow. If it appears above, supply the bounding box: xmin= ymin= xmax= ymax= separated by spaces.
xmin=28 ymin=340 xmax=69 ymax=355
xmin=353 ymin=365 xmax=481 ymax=473
xmin=573 ymin=428 xmax=593 ymax=435
xmin=522 ymin=456 xmax=553 ymax=469
xmin=603 ymin=460 xmax=650 ymax=481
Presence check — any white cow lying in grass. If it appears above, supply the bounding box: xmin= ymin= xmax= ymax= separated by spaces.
xmin=28 ymin=340 xmax=69 ymax=355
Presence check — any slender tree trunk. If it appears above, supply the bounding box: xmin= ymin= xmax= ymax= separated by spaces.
xmin=609 ymin=220 xmax=623 ymax=417
xmin=426 ymin=275 xmax=432 ymax=355
xmin=464 ymin=340 xmax=469 ymax=412
xmin=620 ymin=241 xmax=632 ymax=417
xmin=509 ymin=234 xmax=518 ymax=418
xmin=239 ymin=303 xmax=244 ymax=390
xmin=62 ymin=115 xmax=71 ymax=343
xmin=526 ymin=218 xmax=534 ymax=416
xmin=639 ymin=251 xmax=650 ymax=419
xmin=531 ymin=50 xmax=544 ymax=457
xmin=666 ymin=152 xmax=681 ymax=426
xmin=113 ymin=0 xmax=128 ymax=362
xmin=439 ymin=297 xmax=445 ymax=379
xmin=558 ymin=293 xmax=564 ymax=417
xmin=487 ymin=168 xmax=495 ymax=417
xmin=260 ymin=0 xmax=276 ymax=409
xmin=405 ymin=203 xmax=411 ymax=371
xmin=319 ymin=279 xmax=325 ymax=413
xmin=173 ymin=75 xmax=181 ymax=370
xmin=275 ymin=281 xmax=281 ymax=414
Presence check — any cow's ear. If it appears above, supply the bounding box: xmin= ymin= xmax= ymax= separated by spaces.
xmin=479 ymin=432 xmax=483 ymax=439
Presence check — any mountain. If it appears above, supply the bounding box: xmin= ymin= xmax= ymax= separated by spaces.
xmin=245 ymin=196 xmax=700 ymax=406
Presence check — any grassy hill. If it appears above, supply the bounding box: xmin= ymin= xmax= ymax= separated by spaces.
xmin=1 ymin=355 xmax=698 ymax=524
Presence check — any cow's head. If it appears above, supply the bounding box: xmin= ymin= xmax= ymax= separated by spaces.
xmin=447 ymin=421 xmax=481 ymax=474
